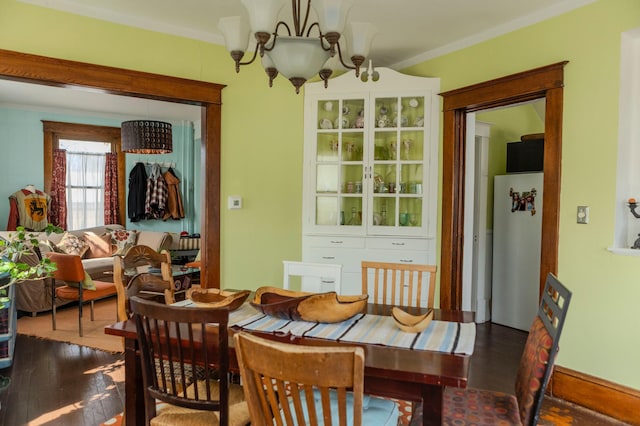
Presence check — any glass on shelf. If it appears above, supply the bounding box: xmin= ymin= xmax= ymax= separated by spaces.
xmin=340 ymin=198 xmax=362 ymax=226
xmin=399 ymin=198 xmax=422 ymax=227
xmin=342 ymin=134 xmax=363 ymax=161
xmin=341 ymin=165 xmax=363 ymax=193
xmin=316 ymin=164 xmax=338 ymax=193
xmin=373 ymin=164 xmax=397 ymax=194
xmin=399 ymin=130 xmax=424 ymax=161
xmin=400 ymin=164 xmax=423 ymax=193
xmin=372 ymin=197 xmax=396 ymax=226
xmin=316 ymin=133 xmax=339 ymax=161
xmin=373 ymin=131 xmax=395 ymax=160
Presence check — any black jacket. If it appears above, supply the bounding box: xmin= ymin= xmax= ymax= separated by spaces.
xmin=128 ymin=162 xmax=148 ymax=222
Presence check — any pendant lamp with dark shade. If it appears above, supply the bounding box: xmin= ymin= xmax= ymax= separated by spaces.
xmin=121 ymin=120 xmax=173 ymax=154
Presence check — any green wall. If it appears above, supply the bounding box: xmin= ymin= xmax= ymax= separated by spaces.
xmin=0 ymin=0 xmax=639 ymax=390
xmin=404 ymin=0 xmax=640 ymax=388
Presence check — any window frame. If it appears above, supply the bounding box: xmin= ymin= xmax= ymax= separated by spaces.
xmin=43 ymin=120 xmax=126 ymax=226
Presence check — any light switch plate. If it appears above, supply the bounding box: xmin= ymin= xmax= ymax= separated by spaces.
xmin=228 ymin=196 xmax=242 ymax=210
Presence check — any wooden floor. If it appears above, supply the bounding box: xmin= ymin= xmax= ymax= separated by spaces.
xmin=0 ymin=322 xmax=629 ymax=425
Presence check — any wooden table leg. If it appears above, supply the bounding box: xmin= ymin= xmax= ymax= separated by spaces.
xmin=421 ymin=385 xmax=443 ymax=426
xmin=124 ymin=336 xmax=145 ymax=426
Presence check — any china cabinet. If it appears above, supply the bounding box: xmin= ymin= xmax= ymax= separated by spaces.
xmin=302 ymin=68 xmax=440 ymax=294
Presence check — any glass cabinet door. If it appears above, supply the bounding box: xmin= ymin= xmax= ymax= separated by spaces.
xmin=313 ymin=97 xmax=366 ymax=232
xmin=369 ymin=95 xmax=427 ymax=235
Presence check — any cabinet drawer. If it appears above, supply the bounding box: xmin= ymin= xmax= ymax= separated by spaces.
xmin=304 ymin=236 xmax=365 ymax=249
xmin=366 ymin=237 xmax=430 ymax=251
xmin=363 ymin=249 xmax=430 ymax=265
xmin=304 ymin=248 xmax=362 ymax=272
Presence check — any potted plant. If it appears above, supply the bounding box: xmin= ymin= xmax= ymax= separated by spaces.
xmin=0 ymin=225 xmax=60 ymax=391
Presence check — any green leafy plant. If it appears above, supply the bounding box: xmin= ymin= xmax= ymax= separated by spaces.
xmin=0 ymin=225 xmax=61 ymax=308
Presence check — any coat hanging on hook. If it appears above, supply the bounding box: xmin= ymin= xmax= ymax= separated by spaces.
xmin=162 ymin=168 xmax=185 ymax=220
xmin=145 ymin=163 xmax=168 ymax=219
xmin=128 ymin=162 xmax=147 ymax=222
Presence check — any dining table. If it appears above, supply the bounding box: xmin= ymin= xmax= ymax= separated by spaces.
xmin=104 ymin=297 xmax=475 ymax=426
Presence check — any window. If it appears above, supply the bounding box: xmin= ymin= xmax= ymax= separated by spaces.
xmin=43 ymin=121 xmax=126 ymax=229
xmin=59 ymin=140 xmax=111 ymax=229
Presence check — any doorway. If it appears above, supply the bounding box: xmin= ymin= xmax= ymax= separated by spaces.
xmin=462 ymin=101 xmax=546 ymax=324
xmin=0 ymin=48 xmax=224 ymax=288
xmin=439 ymin=62 xmax=567 ymax=310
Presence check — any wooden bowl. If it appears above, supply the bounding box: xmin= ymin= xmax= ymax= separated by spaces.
xmin=250 ymin=286 xmax=368 ymax=323
xmin=392 ymin=307 xmax=433 ymax=333
xmin=189 ymin=289 xmax=250 ymax=311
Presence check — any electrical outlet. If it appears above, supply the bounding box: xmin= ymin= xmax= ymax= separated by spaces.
xmin=577 ymin=206 xmax=589 ymax=224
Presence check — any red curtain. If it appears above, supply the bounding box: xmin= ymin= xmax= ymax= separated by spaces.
xmin=48 ymin=149 xmax=67 ymax=230
xmin=104 ymin=152 xmax=120 ymax=225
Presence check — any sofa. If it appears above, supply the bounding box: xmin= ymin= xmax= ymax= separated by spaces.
xmin=0 ymin=224 xmax=172 ymax=315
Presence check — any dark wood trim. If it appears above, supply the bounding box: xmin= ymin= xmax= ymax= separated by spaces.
xmin=200 ymin=104 xmax=222 ymax=289
xmin=0 ymin=49 xmax=223 ymax=105
xmin=0 ymin=49 xmax=224 ymax=288
xmin=550 ymin=366 xmax=640 ymax=426
xmin=439 ymin=62 xmax=568 ymax=309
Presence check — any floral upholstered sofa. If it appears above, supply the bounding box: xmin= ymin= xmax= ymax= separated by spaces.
xmin=0 ymin=224 xmax=172 ymax=315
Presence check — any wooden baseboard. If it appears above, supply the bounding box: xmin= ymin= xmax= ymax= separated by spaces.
xmin=549 ymin=365 xmax=640 ymax=425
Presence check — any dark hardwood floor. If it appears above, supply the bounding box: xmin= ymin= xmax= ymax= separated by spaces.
xmin=0 ymin=322 xmax=629 ymax=425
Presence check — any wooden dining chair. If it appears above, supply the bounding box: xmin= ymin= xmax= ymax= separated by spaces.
xmin=412 ymin=273 xmax=572 ymax=426
xmin=282 ymin=260 xmax=343 ymax=293
xmin=129 ymin=296 xmax=250 ymax=426
xmin=361 ymin=261 xmax=437 ymax=308
xmin=45 ymin=252 xmax=117 ymax=337
xmin=113 ymin=244 xmax=174 ymax=321
xmin=234 ymin=331 xmax=399 ymax=426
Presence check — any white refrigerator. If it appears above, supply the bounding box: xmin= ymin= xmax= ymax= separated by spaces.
xmin=491 ymin=172 xmax=543 ymax=331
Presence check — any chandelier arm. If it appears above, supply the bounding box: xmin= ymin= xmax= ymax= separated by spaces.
xmin=306 ymin=22 xmax=322 ymax=39
xmin=262 ymin=32 xmax=279 ymax=52
xmin=275 ymin=21 xmax=292 ymax=36
xmin=335 ymin=42 xmax=356 ymax=70
xmin=300 ymin=0 xmax=312 ymax=36
xmin=292 ymin=0 xmax=300 ymax=35
xmin=238 ymin=44 xmax=260 ymax=67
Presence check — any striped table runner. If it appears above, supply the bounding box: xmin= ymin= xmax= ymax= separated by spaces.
xmin=175 ymin=300 xmax=475 ymax=355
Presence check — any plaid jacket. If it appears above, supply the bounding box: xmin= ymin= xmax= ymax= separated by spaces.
xmin=145 ymin=164 xmax=168 ymax=219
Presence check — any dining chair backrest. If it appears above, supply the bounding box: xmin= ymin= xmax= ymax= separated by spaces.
xmin=48 ymin=251 xmax=86 ymax=283
xmin=113 ymin=244 xmax=173 ymax=321
xmin=234 ymin=331 xmax=365 ymax=426
xmin=514 ymin=273 xmax=572 ymax=426
xmin=361 ymin=261 xmax=436 ymax=308
xmin=46 ymin=251 xmax=117 ymax=337
xmin=283 ymin=260 xmax=343 ymax=294
xmin=130 ymin=296 xmax=234 ymax=425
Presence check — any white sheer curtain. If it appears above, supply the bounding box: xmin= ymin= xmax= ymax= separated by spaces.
xmin=66 ymin=152 xmax=106 ymax=230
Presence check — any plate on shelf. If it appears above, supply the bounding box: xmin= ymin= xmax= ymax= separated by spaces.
xmin=334 ymin=117 xmax=349 ymax=129
xmin=319 ymin=118 xmax=333 ymax=129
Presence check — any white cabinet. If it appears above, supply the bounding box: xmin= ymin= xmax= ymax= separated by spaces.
xmin=302 ymin=68 xmax=440 ymax=293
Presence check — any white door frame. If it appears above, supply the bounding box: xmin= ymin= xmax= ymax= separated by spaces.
xmin=462 ymin=117 xmax=491 ymax=322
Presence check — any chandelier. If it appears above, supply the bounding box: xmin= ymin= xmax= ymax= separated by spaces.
xmin=218 ymin=0 xmax=377 ymax=94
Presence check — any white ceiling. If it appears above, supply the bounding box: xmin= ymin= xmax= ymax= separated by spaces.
xmin=3 ymin=0 xmax=593 ymax=120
